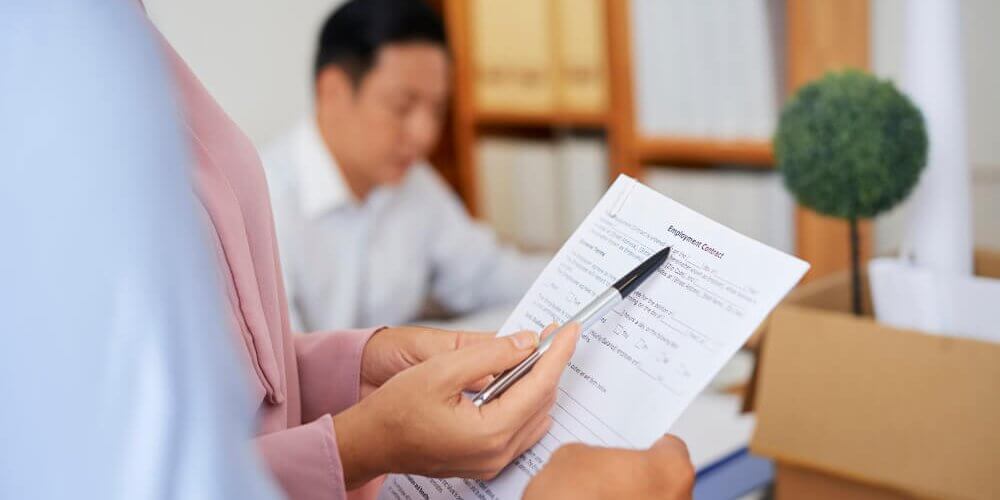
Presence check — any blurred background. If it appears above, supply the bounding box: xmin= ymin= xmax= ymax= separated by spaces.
xmin=142 ymin=1 xmax=999 ymax=498
xmin=146 ymin=0 xmax=998 ymax=283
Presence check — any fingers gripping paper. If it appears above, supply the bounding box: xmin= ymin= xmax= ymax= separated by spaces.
xmin=381 ymin=176 xmax=809 ymax=499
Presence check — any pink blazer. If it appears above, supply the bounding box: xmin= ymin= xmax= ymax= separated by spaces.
xmin=165 ymin=37 xmax=380 ymax=500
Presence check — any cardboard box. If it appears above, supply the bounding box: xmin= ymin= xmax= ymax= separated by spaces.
xmin=749 ymin=250 xmax=1000 ymax=499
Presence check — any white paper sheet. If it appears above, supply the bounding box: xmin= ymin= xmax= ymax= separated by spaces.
xmin=380 ymin=176 xmax=808 ymax=500
xmin=869 ymin=257 xmax=1000 ymax=344
xmin=870 ymin=1 xmax=977 ymax=340
xmin=669 ymin=391 xmax=756 ymax=470
xmin=900 ymin=0 xmax=973 ymax=275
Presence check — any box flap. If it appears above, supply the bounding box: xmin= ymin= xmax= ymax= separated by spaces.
xmin=751 ymin=304 xmax=1000 ymax=499
xmin=742 ymin=248 xmax=1000 ymax=414
xmin=974 ymin=248 xmax=1000 ymax=279
xmin=775 ymin=463 xmax=911 ymax=500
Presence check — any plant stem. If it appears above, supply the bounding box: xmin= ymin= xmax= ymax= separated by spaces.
xmin=850 ymin=217 xmax=862 ymax=316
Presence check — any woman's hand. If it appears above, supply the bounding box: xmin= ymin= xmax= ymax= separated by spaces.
xmin=334 ymin=324 xmax=580 ymax=489
xmin=523 ymin=435 xmax=695 ymax=500
xmin=359 ymin=326 xmax=493 ymax=397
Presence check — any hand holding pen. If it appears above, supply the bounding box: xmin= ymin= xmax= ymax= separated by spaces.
xmin=333 ymin=323 xmax=580 ymax=486
xmin=473 ymin=246 xmax=672 ymax=407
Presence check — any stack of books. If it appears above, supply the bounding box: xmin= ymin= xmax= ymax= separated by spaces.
xmin=631 ymin=0 xmax=780 ymax=140
xmin=476 ymin=136 xmax=608 ymax=251
xmin=471 ymin=0 xmax=608 ymax=115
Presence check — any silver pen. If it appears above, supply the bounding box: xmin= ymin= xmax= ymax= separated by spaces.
xmin=472 ymin=246 xmax=672 ymax=407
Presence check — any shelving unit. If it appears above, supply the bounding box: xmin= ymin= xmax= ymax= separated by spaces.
xmin=429 ymin=0 xmax=871 ymax=280
xmin=633 ymin=137 xmax=774 ymax=167
xmin=474 ymin=110 xmax=607 ymax=128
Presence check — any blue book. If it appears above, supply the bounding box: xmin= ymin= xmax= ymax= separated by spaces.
xmin=669 ymin=390 xmax=773 ymax=500
xmin=693 ymin=447 xmax=774 ymax=500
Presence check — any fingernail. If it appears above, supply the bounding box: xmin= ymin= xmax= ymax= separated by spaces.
xmin=511 ymin=331 xmax=539 ymax=349
xmin=541 ymin=323 xmax=559 ymax=339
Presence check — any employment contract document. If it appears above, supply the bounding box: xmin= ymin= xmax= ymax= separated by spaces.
xmin=381 ymin=176 xmax=809 ymax=500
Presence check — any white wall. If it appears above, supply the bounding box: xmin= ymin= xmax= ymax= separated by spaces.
xmin=872 ymin=0 xmax=1000 ymax=251
xmin=144 ymin=0 xmax=347 ymax=147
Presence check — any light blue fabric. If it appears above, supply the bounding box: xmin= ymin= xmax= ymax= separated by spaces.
xmin=0 ymin=1 xmax=281 ymax=498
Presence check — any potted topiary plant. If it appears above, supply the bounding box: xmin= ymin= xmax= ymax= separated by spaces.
xmin=774 ymin=69 xmax=928 ymax=315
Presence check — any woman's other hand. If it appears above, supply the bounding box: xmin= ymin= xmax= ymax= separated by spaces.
xmin=334 ymin=324 xmax=580 ymax=489
xmin=522 ymin=434 xmax=695 ymax=500
xmin=360 ymin=326 xmax=494 ymax=397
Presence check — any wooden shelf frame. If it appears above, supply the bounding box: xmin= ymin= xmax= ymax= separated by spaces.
xmin=634 ymin=137 xmax=774 ymax=166
xmin=473 ymin=110 xmax=607 ymax=128
xmin=436 ymin=0 xmax=872 ymax=280
xmin=604 ymin=0 xmax=778 ymax=177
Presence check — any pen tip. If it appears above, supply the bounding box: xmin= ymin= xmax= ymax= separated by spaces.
xmin=655 ymin=245 xmax=672 ymax=260
xmin=613 ymin=246 xmax=672 ymax=297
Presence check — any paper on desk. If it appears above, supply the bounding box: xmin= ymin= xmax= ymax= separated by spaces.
xmin=869 ymin=257 xmax=1000 ymax=344
xmin=380 ymin=176 xmax=808 ymax=500
xmin=669 ymin=391 xmax=756 ymax=470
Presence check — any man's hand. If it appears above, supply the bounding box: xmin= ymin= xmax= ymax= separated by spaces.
xmin=360 ymin=326 xmax=493 ymax=397
xmin=334 ymin=324 xmax=580 ymax=489
xmin=523 ymin=435 xmax=695 ymax=500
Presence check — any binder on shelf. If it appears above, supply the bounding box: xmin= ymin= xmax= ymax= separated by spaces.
xmin=475 ymin=137 xmax=608 ymax=251
xmin=471 ymin=0 xmax=554 ymax=113
xmin=743 ymin=0 xmax=779 ymax=139
xmin=512 ymin=141 xmax=561 ymax=250
xmin=633 ymin=0 xmax=687 ymax=136
xmin=556 ymin=137 xmax=608 ymax=237
xmin=553 ymin=0 xmax=609 ymax=114
xmin=476 ymin=138 xmax=518 ymax=242
xmin=699 ymin=0 xmax=727 ymax=138
xmin=631 ymin=0 xmax=779 ymax=141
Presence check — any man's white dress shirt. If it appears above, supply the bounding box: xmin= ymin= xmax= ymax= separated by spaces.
xmin=262 ymin=118 xmax=546 ymax=332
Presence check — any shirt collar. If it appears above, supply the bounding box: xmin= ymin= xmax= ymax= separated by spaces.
xmin=294 ymin=117 xmax=355 ymax=218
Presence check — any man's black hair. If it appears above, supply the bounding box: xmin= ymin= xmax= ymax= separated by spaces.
xmin=314 ymin=0 xmax=448 ymax=85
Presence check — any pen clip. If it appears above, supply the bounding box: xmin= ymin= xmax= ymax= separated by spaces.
xmin=609 ymin=178 xmax=637 ymax=219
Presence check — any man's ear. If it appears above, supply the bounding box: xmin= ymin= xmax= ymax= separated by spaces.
xmin=315 ymin=66 xmax=355 ymax=103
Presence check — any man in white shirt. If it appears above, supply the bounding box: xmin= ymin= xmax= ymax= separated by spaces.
xmin=263 ymin=0 xmax=546 ymax=332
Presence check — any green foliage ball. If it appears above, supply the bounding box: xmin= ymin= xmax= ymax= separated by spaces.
xmin=774 ymin=69 xmax=928 ymax=219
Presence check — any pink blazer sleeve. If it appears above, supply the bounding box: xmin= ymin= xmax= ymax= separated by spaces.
xmin=256 ymin=418 xmax=383 ymax=500
xmin=154 ymin=14 xmax=384 ymax=499
xmin=256 ymin=328 xmax=380 ymax=500
xmin=295 ymin=328 xmax=378 ymax=422
xmin=256 ymin=415 xmax=347 ymax=500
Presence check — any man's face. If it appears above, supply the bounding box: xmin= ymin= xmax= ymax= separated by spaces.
xmin=316 ymin=42 xmax=449 ymax=190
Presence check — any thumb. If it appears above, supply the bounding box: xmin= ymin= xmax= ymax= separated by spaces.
xmin=651 ymin=434 xmax=691 ymax=460
xmin=410 ymin=328 xmax=495 ymax=362
xmin=649 ymin=434 xmax=695 ymax=493
xmin=433 ymin=330 xmax=540 ymax=390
